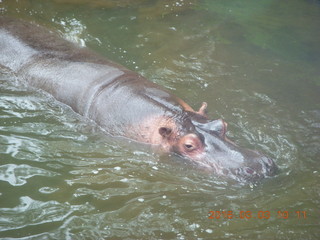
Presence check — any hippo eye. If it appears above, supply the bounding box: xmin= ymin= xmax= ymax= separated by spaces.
xmin=180 ymin=134 xmax=202 ymax=153
xmin=184 ymin=143 xmax=195 ymax=151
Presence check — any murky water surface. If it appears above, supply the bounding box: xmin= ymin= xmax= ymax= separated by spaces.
xmin=0 ymin=0 xmax=319 ymax=239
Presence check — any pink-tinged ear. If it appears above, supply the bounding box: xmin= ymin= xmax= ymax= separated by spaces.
xmin=159 ymin=127 xmax=172 ymax=138
xmin=197 ymin=102 xmax=208 ymax=117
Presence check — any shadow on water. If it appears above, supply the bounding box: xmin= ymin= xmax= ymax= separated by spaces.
xmin=0 ymin=0 xmax=319 ymax=239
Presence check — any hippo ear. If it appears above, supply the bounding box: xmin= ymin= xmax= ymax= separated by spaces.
xmin=159 ymin=127 xmax=172 ymax=138
xmin=196 ymin=102 xmax=208 ymax=117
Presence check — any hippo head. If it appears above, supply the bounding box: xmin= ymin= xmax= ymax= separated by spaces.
xmin=158 ymin=103 xmax=277 ymax=183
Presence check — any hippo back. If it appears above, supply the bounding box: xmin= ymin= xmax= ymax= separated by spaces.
xmin=0 ymin=17 xmax=190 ymax=139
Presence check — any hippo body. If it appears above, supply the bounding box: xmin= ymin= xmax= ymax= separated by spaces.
xmin=0 ymin=17 xmax=277 ymax=182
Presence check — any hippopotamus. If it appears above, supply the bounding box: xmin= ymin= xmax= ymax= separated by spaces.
xmin=0 ymin=17 xmax=277 ymax=182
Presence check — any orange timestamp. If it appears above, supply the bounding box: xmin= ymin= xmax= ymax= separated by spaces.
xmin=208 ymin=210 xmax=307 ymax=220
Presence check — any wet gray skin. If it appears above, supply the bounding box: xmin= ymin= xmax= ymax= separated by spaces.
xmin=193 ymin=119 xmax=277 ymax=182
xmin=0 ymin=17 xmax=277 ymax=183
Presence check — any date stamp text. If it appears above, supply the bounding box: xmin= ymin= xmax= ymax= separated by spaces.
xmin=208 ymin=210 xmax=307 ymax=220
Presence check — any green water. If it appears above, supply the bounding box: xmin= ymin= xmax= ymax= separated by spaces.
xmin=0 ymin=0 xmax=319 ymax=239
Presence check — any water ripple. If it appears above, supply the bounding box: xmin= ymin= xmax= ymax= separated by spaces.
xmin=0 ymin=164 xmax=59 ymax=186
xmin=0 ymin=196 xmax=94 ymax=232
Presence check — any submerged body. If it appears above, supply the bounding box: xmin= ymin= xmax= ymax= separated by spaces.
xmin=0 ymin=17 xmax=277 ymax=182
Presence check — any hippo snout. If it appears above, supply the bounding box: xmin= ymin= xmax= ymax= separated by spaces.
xmin=231 ymin=155 xmax=277 ymax=182
xmin=171 ymin=120 xmax=278 ymax=183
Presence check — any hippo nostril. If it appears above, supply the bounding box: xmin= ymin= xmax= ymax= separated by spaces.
xmin=234 ymin=167 xmax=256 ymax=177
xmin=244 ymin=167 xmax=255 ymax=175
xmin=260 ymin=157 xmax=277 ymax=176
xmin=267 ymin=157 xmax=275 ymax=166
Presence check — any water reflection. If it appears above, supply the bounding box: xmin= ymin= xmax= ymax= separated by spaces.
xmin=0 ymin=164 xmax=59 ymax=186
xmin=0 ymin=196 xmax=93 ymax=232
